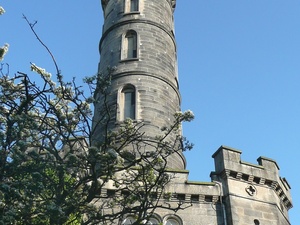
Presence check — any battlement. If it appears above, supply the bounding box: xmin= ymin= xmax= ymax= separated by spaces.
xmin=212 ymin=145 xmax=283 ymax=180
xmin=212 ymin=145 xmax=293 ymax=212
xmin=98 ymin=145 xmax=292 ymax=224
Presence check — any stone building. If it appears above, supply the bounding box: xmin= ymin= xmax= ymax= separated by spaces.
xmin=93 ymin=0 xmax=293 ymax=224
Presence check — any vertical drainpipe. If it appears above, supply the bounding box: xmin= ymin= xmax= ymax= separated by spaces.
xmin=214 ymin=181 xmax=227 ymax=225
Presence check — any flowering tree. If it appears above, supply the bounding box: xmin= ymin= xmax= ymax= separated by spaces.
xmin=0 ymin=7 xmax=8 ymax=62
xmin=0 ymin=12 xmax=194 ymax=225
xmin=0 ymin=6 xmax=4 ymax=15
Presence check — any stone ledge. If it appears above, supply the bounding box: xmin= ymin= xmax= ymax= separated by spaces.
xmin=185 ymin=181 xmax=215 ymax=186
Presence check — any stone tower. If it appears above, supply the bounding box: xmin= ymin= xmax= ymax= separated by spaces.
xmin=92 ymin=1 xmax=293 ymax=225
xmin=93 ymin=0 xmax=185 ymax=169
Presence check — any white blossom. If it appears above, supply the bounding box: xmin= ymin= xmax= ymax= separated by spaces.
xmin=174 ymin=110 xmax=194 ymax=122
xmin=0 ymin=43 xmax=9 ymax=61
xmin=182 ymin=109 xmax=194 ymax=121
xmin=0 ymin=6 xmax=5 ymax=15
xmin=30 ymin=63 xmax=52 ymax=79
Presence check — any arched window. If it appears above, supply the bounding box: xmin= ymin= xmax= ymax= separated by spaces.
xmin=147 ymin=218 xmax=160 ymax=224
xmin=122 ymin=216 xmax=136 ymax=225
xmin=125 ymin=0 xmax=139 ymax=13
xmin=164 ymin=216 xmax=182 ymax=225
xmin=165 ymin=219 xmax=180 ymax=225
xmin=122 ymin=30 xmax=138 ymax=59
xmin=120 ymin=85 xmax=136 ymax=120
xmin=122 ymin=216 xmax=160 ymax=225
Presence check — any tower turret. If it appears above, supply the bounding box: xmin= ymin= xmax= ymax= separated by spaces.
xmin=93 ymin=0 xmax=185 ymax=169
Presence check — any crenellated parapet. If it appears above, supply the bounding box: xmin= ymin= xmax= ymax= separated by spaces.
xmin=95 ymin=145 xmax=293 ymax=224
xmin=212 ymin=145 xmax=292 ymax=224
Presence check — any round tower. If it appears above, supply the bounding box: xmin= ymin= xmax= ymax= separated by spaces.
xmin=93 ymin=0 xmax=185 ymax=169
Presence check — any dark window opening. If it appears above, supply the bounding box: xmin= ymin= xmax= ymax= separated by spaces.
xmin=229 ymin=171 xmax=238 ymax=178
xmin=253 ymin=177 xmax=260 ymax=184
xmin=242 ymin=174 xmax=249 ymax=181
xmin=130 ymin=0 xmax=139 ymax=12
xmin=191 ymin=195 xmax=199 ymax=202
xmin=125 ymin=31 xmax=137 ymax=59
xmin=177 ymin=194 xmax=185 ymax=201
xmin=107 ymin=189 xmax=116 ymax=197
xmin=205 ymin=195 xmax=213 ymax=202
xmin=122 ymin=85 xmax=136 ymax=120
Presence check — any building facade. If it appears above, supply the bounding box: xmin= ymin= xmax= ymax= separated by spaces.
xmin=93 ymin=0 xmax=293 ymax=224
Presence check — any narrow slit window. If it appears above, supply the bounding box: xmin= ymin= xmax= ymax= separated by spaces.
xmin=124 ymin=31 xmax=137 ymax=59
xmin=130 ymin=0 xmax=139 ymax=12
xmin=125 ymin=0 xmax=139 ymax=13
xmin=121 ymin=86 xmax=136 ymax=120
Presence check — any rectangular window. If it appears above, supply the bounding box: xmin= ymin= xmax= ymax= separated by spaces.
xmin=106 ymin=189 xmax=116 ymax=197
xmin=177 ymin=194 xmax=185 ymax=201
xmin=191 ymin=195 xmax=199 ymax=202
xmin=205 ymin=196 xmax=213 ymax=202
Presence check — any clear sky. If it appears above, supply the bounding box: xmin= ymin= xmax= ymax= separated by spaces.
xmin=1 ymin=1 xmax=299 ymax=223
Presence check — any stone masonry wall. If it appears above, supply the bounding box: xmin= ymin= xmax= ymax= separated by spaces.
xmin=212 ymin=146 xmax=292 ymax=225
xmin=94 ymin=0 xmax=185 ymax=169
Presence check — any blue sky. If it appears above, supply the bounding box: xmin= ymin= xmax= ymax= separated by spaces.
xmin=1 ymin=1 xmax=299 ymax=223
